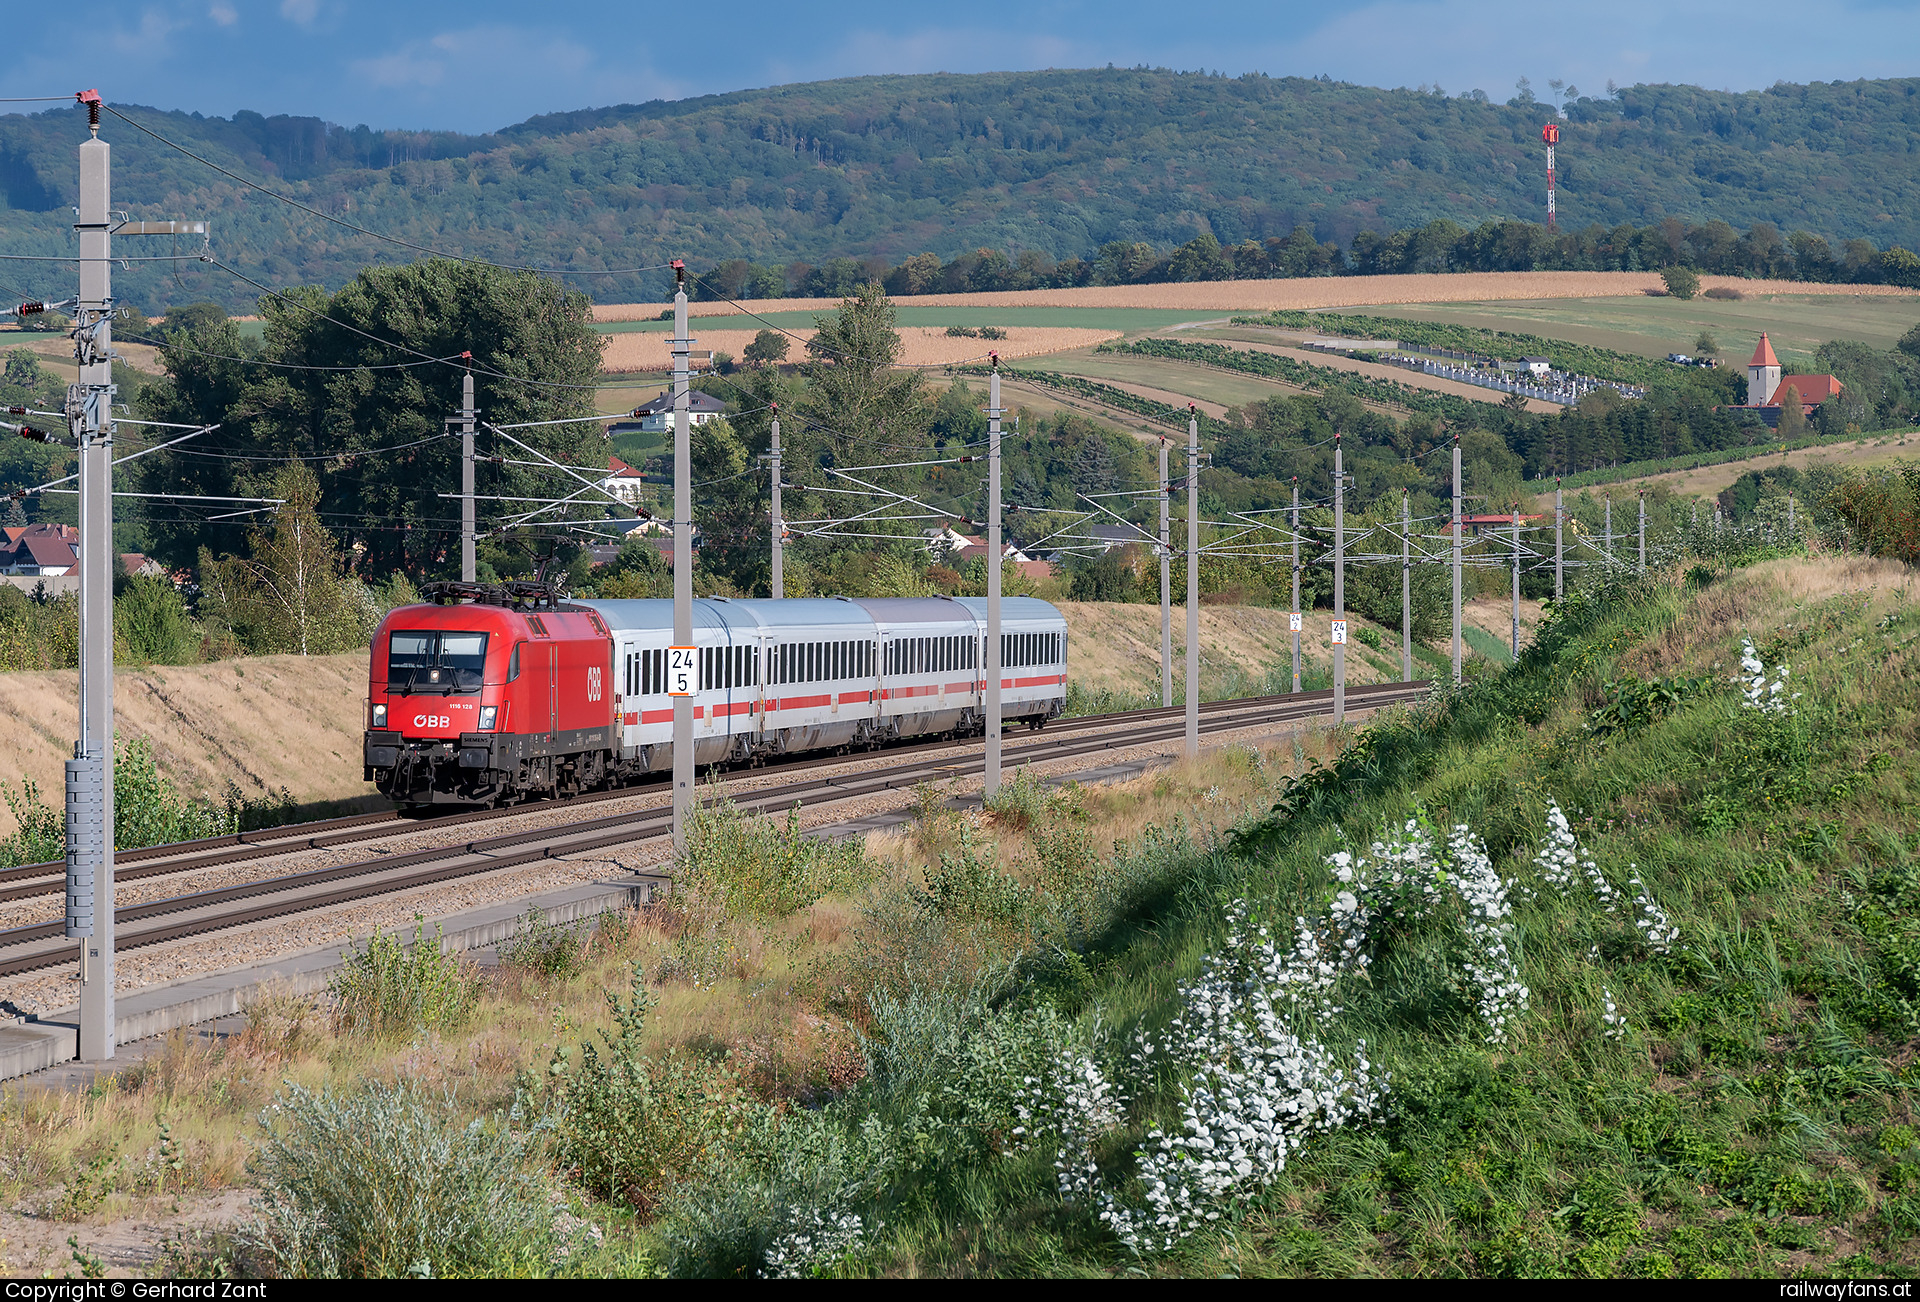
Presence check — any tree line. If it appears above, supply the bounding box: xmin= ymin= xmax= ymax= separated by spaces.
xmin=693 ymin=214 xmax=1918 ymax=303
xmin=10 ymin=70 xmax=1920 ymax=312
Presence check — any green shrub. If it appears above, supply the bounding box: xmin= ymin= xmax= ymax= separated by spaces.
xmin=245 ymin=1080 xmax=553 ymax=1278
xmin=982 ymin=765 xmax=1058 ymax=829
xmin=0 ymin=777 xmax=63 ymax=868
xmin=656 ymin=1103 xmax=893 ymax=1279
xmin=1660 ymin=265 xmax=1701 ymax=299
xmin=536 ymin=965 xmax=748 ymax=1216
xmin=922 ymin=822 xmax=1028 ymax=923
xmin=679 ymin=800 xmax=874 ymax=917
xmin=114 ymin=574 xmax=200 ymax=665
xmin=329 ymin=918 xmax=481 ymax=1037
xmin=500 ymin=908 xmax=592 ymax=980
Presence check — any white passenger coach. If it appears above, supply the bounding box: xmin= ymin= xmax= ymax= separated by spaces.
xmin=576 ymin=595 xmax=1068 ymax=770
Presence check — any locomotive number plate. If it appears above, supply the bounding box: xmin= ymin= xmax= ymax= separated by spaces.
xmin=667 ymin=646 xmax=697 ymax=696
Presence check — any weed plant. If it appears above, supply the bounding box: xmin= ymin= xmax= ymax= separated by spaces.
xmin=500 ymin=908 xmax=592 ymax=981
xmin=0 ymin=736 xmax=295 ymax=869
xmin=329 ymin=918 xmax=481 ymax=1038
xmin=244 ymin=1079 xmax=555 ymax=1278
xmin=678 ymin=798 xmax=874 ymax=918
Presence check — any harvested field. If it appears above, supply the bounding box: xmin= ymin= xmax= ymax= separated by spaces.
xmin=593 ymin=273 xmax=1917 ymax=322
xmin=599 ymin=325 xmax=1120 ymax=374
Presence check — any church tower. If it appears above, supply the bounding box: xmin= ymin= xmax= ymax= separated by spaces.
xmin=1748 ymin=333 xmax=1781 ymax=406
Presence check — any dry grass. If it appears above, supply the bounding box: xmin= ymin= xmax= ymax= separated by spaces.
xmin=0 ymin=654 xmax=375 ymax=838
xmin=592 ymin=273 xmax=1919 ymax=322
xmin=1 ymin=739 xmax=1315 ymax=1271
xmin=864 ymin=731 xmax=1343 ymax=902
xmin=1600 ymin=433 xmax=1920 ymax=500
xmin=599 ymin=326 xmax=1119 ymax=374
xmin=1624 ymin=553 xmax=1910 ymax=678
xmin=1059 ymin=599 xmax=1414 ymax=698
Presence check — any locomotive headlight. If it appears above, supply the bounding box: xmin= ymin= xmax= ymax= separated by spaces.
xmin=478 ymin=706 xmax=497 ymax=730
xmin=371 ymin=703 xmax=387 ymax=728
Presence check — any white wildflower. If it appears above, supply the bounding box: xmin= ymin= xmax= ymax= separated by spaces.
xmin=1100 ymin=901 xmax=1387 ymax=1254
xmin=1625 ymin=865 xmax=1679 ymax=955
xmin=760 ymin=1207 xmax=872 ymax=1279
xmin=1600 ymin=987 xmax=1627 ymax=1040
xmin=1738 ymin=637 xmax=1797 ymax=715
xmin=1450 ymin=825 xmax=1529 ymax=1044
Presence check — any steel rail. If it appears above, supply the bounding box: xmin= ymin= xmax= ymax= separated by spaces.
xmin=0 ymin=681 xmax=1429 ymax=978
xmin=0 ymin=680 xmax=1431 ymax=902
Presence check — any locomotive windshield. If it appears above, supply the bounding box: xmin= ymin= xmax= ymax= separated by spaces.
xmin=388 ymin=630 xmax=489 ymax=692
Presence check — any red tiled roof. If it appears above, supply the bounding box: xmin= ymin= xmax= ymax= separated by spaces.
xmin=1767 ymin=375 xmax=1845 ymax=406
xmin=1749 ymin=333 xmax=1780 ymax=368
xmin=14 ymin=534 xmax=75 ymax=569
xmin=607 ymin=455 xmax=645 ymax=478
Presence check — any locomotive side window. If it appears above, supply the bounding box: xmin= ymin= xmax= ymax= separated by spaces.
xmin=509 ymin=641 xmax=522 ymax=682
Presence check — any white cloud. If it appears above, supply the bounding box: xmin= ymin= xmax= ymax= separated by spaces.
xmin=280 ymin=0 xmax=319 ymax=26
xmin=208 ymin=2 xmax=238 ymax=25
xmin=349 ymin=25 xmax=685 ymax=127
xmin=109 ymin=8 xmax=185 ymax=56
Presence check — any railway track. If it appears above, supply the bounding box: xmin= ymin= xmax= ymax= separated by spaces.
xmin=0 ymin=680 xmax=1427 ymax=978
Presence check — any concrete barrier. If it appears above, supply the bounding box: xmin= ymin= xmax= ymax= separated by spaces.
xmin=2 ymin=875 xmax=666 ymax=1083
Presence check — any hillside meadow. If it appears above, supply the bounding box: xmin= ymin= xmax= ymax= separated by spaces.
xmin=12 ymin=534 xmax=1919 ymax=1278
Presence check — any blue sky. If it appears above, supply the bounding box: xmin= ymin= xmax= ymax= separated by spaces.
xmin=10 ymin=0 xmax=1920 ymax=134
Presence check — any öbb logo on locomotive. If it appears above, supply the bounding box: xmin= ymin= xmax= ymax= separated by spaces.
xmin=363 ymin=584 xmax=1070 ymax=807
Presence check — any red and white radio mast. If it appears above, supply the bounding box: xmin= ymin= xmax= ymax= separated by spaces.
xmin=1542 ymin=122 xmax=1559 ymax=230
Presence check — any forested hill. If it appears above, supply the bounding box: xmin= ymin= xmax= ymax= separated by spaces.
xmin=2 ymin=68 xmax=1918 ymax=309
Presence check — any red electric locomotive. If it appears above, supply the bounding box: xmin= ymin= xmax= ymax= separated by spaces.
xmin=363 ymin=581 xmax=616 ymax=806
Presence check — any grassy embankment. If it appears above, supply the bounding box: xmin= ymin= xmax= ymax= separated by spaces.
xmin=12 ymin=544 xmax=1920 ymax=1279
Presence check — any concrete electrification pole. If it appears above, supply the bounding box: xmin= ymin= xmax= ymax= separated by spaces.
xmin=1290 ymin=478 xmax=1301 ymax=694
xmin=1333 ymin=434 xmax=1345 ymax=723
xmin=670 ymin=264 xmax=693 ymax=852
xmin=1510 ymin=505 xmax=1522 ymax=660
xmin=1554 ymin=479 xmax=1564 ymax=601
xmin=1452 ymin=433 xmax=1463 ymax=686
xmin=1158 ymin=437 xmax=1171 ymax=709
xmin=1401 ymin=489 xmax=1413 ymax=683
xmin=1605 ymin=496 xmax=1613 ymax=566
xmin=1184 ymin=409 xmax=1199 ymax=758
xmin=986 ymin=362 xmax=1004 ymax=797
xmin=74 ymin=101 xmax=114 ymax=1062
xmin=1639 ymin=492 xmax=1647 ymax=573
xmin=460 ymin=370 xmax=476 ymax=583
xmin=769 ymin=411 xmax=783 ymax=599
